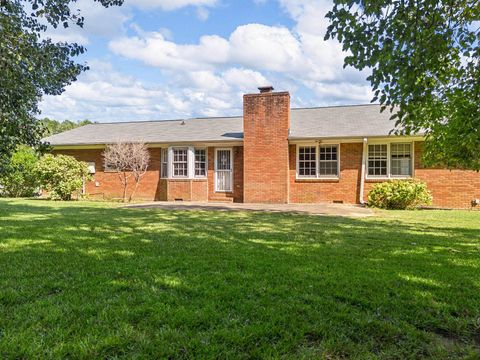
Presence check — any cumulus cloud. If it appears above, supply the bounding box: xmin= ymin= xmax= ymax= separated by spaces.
xmin=43 ymin=0 xmax=130 ymax=45
xmin=42 ymin=0 xmax=218 ymax=45
xmin=109 ymin=33 xmax=229 ymax=70
xmin=126 ymin=0 xmax=218 ymax=11
xmin=108 ymin=16 xmax=371 ymax=100
xmin=40 ymin=0 xmax=374 ymax=121
xmin=39 ymin=61 xmax=270 ymax=121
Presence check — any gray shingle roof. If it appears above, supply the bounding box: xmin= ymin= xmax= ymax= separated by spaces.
xmin=289 ymin=104 xmax=405 ymax=139
xmin=44 ymin=104 xmax=413 ymax=146
xmin=44 ymin=116 xmax=244 ymax=146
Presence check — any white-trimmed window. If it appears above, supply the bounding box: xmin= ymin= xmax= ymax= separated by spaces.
xmin=368 ymin=144 xmax=388 ymax=177
xmin=298 ymin=146 xmax=317 ymax=177
xmin=391 ymin=143 xmax=412 ymax=176
xmin=319 ymin=145 xmax=339 ymax=177
xmin=172 ymin=148 xmax=188 ymax=177
xmin=367 ymin=142 xmax=413 ymax=178
xmin=161 ymin=148 xmax=168 ymax=178
xmin=87 ymin=162 xmax=96 ymax=174
xmin=297 ymin=144 xmax=340 ymax=179
xmin=195 ymin=148 xmax=207 ymax=177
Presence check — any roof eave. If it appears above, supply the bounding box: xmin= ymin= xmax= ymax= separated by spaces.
xmin=49 ymin=139 xmax=244 ymax=149
xmin=288 ymin=134 xmax=425 ymax=142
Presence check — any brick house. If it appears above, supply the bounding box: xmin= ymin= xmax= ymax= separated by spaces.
xmin=45 ymin=87 xmax=480 ymax=208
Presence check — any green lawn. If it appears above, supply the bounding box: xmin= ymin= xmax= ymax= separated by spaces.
xmin=0 ymin=199 xmax=479 ymax=359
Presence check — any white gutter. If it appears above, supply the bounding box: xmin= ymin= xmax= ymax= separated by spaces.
xmin=359 ymin=137 xmax=368 ymax=205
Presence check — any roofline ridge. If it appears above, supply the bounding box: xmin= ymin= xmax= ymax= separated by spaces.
xmin=291 ymin=103 xmax=379 ymax=111
xmin=57 ymin=104 xmax=387 ymax=126
xmin=87 ymin=115 xmax=243 ymax=125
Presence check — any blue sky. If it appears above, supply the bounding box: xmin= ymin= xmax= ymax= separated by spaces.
xmin=40 ymin=0 xmax=372 ymax=122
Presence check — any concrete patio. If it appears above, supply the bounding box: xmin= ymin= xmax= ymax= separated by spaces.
xmin=126 ymin=201 xmax=375 ymax=218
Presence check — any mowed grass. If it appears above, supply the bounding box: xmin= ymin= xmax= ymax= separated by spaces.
xmin=0 ymin=199 xmax=479 ymax=359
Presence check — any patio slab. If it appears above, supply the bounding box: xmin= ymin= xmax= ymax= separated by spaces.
xmin=126 ymin=201 xmax=374 ymax=218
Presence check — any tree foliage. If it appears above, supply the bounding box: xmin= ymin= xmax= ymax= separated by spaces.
xmin=35 ymin=154 xmax=90 ymax=200
xmin=40 ymin=118 xmax=93 ymax=136
xmin=0 ymin=146 xmax=39 ymax=197
xmin=325 ymin=0 xmax=480 ymax=170
xmin=103 ymin=142 xmax=150 ymax=202
xmin=0 ymin=0 xmax=122 ymax=172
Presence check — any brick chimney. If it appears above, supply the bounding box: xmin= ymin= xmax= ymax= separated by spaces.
xmin=243 ymin=87 xmax=290 ymax=203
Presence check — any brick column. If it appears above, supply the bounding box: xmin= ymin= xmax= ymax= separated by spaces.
xmin=243 ymin=90 xmax=290 ymax=203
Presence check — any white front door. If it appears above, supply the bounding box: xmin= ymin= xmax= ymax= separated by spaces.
xmin=215 ymin=148 xmax=233 ymax=192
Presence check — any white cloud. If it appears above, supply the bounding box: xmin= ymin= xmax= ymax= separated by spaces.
xmin=39 ymin=61 xmax=270 ymax=121
xmin=126 ymin=0 xmax=218 ymax=11
xmin=228 ymin=24 xmax=305 ymax=73
xmin=108 ymin=16 xmax=369 ymax=88
xmin=40 ymin=0 xmax=374 ymax=121
xmin=42 ymin=0 xmax=218 ymax=45
xmin=43 ymin=0 xmax=130 ymax=45
xmin=109 ymin=33 xmax=229 ymax=70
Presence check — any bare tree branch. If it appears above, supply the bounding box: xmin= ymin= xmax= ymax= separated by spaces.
xmin=103 ymin=141 xmax=150 ymax=202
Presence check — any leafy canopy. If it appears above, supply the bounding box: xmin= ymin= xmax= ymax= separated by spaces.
xmin=0 ymin=0 xmax=122 ymax=172
xmin=325 ymin=0 xmax=480 ymax=170
xmin=40 ymin=118 xmax=93 ymax=136
xmin=35 ymin=154 xmax=91 ymax=200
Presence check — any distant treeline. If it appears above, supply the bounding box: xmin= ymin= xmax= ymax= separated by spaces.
xmin=39 ymin=118 xmax=95 ymax=136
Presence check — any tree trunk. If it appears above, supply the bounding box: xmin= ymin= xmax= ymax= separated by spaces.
xmin=122 ymin=172 xmax=128 ymax=202
xmin=129 ymin=178 xmax=140 ymax=203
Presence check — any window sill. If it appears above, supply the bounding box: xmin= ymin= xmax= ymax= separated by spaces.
xmin=296 ymin=177 xmax=340 ymax=183
xmin=162 ymin=177 xmax=208 ymax=182
xmin=366 ymin=176 xmax=412 ymax=182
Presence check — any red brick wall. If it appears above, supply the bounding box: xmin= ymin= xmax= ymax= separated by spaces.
xmin=56 ymin=146 xmax=243 ymax=202
xmin=54 ymin=148 xmax=163 ymax=201
xmin=54 ymin=140 xmax=479 ymax=209
xmin=362 ymin=141 xmax=480 ymax=208
xmin=412 ymin=142 xmax=480 ymax=208
xmin=166 ymin=179 xmax=208 ymax=201
xmin=243 ymin=91 xmax=290 ymax=203
xmin=233 ymin=146 xmax=244 ymax=203
xmin=289 ymin=143 xmax=362 ymax=204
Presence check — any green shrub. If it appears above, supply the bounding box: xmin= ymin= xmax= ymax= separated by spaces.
xmin=368 ymin=179 xmax=432 ymax=209
xmin=35 ymin=154 xmax=91 ymax=200
xmin=0 ymin=146 xmax=39 ymax=197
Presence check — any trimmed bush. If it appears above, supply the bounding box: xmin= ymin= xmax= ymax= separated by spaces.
xmin=0 ymin=146 xmax=39 ymax=197
xmin=35 ymin=154 xmax=91 ymax=200
xmin=368 ymin=179 xmax=432 ymax=209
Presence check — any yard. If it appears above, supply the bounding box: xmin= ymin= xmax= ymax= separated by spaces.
xmin=0 ymin=199 xmax=479 ymax=359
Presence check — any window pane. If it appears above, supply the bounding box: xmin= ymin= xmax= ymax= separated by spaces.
xmin=368 ymin=144 xmax=387 ymax=176
xmin=173 ymin=148 xmax=188 ymax=177
xmin=299 ymin=146 xmax=316 ymax=176
xmin=319 ymin=145 xmax=339 ymax=176
xmin=195 ymin=148 xmax=206 ymax=177
xmin=216 ymin=150 xmax=231 ymax=170
xmin=161 ymin=148 xmax=168 ymax=178
xmin=391 ymin=143 xmax=411 ymax=176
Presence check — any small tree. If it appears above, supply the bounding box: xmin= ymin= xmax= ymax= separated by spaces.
xmin=0 ymin=146 xmax=39 ymax=197
xmin=35 ymin=154 xmax=90 ymax=200
xmin=103 ymin=142 xmax=150 ymax=202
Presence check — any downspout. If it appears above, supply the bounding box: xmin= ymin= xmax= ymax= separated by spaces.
xmin=359 ymin=137 xmax=368 ymax=205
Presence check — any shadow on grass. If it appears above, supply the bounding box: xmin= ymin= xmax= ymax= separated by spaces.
xmin=0 ymin=199 xmax=479 ymax=359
